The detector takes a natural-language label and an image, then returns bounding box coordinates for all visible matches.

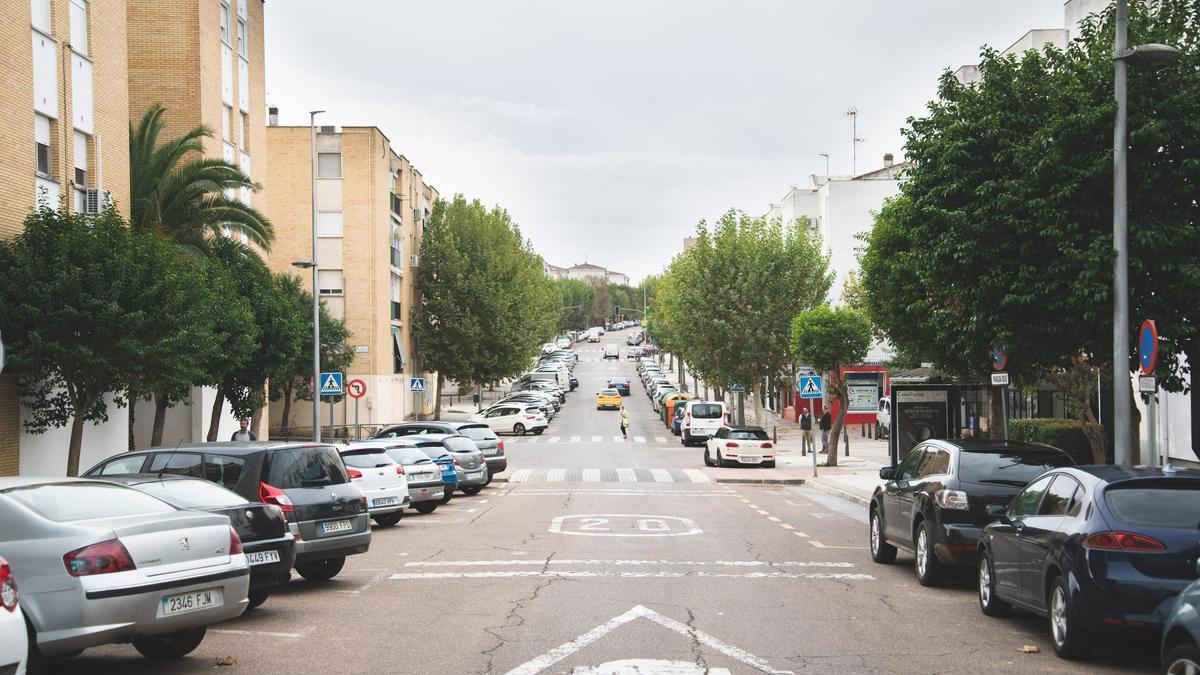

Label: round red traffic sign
[990,347,1008,372]
[1139,320,1158,376]
[346,379,367,399]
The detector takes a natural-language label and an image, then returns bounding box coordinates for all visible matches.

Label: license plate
[739,456,762,463]
[468,471,484,480]
[159,588,222,617]
[372,497,400,507]
[246,550,281,566]
[319,519,353,534]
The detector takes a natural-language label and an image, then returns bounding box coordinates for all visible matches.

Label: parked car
[99,475,296,609]
[877,397,891,439]
[869,440,1074,588]
[1162,568,1200,673]
[596,388,623,410]
[587,333,601,343]
[653,387,679,413]
[366,442,445,514]
[627,346,643,359]
[0,555,27,674]
[448,422,506,483]
[84,442,371,583]
[703,426,775,468]
[404,434,489,496]
[978,465,1200,660]
[0,478,250,663]
[469,404,549,436]
[608,377,631,396]
[402,439,460,503]
[680,401,728,446]
[336,446,411,527]
[604,344,620,359]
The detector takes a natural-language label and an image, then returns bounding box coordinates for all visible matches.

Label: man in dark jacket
[231,419,257,442]
[819,411,832,454]
[799,409,813,456]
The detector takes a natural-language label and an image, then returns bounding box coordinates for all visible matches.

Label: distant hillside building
[606,270,629,286]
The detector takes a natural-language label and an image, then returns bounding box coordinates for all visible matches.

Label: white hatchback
[0,556,27,675]
[469,404,548,436]
[703,426,776,468]
[337,445,411,528]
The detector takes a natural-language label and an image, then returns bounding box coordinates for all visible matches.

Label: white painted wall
[128,385,240,450]
[1135,355,1196,464]
[19,393,128,476]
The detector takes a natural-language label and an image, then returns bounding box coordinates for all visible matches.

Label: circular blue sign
[1139,320,1158,375]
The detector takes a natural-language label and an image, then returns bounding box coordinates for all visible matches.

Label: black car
[978,466,1200,660]
[84,442,370,583]
[869,439,1074,587]
[608,377,631,396]
[99,475,296,609]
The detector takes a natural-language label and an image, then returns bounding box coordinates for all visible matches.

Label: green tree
[790,307,873,467]
[550,278,594,332]
[859,0,1200,457]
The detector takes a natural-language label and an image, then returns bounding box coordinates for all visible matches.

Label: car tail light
[259,482,294,514]
[1084,531,1165,552]
[525,415,537,420]
[63,539,136,577]
[726,442,740,448]
[453,458,462,467]
[0,559,17,613]
[347,468,363,480]
[933,490,969,510]
[761,442,773,449]
[228,526,244,555]
[395,465,406,475]
[498,440,505,451]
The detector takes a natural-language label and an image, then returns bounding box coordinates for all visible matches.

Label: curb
[713,477,806,486]
[803,477,871,507]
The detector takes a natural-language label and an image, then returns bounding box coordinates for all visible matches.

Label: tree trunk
[151,391,170,447]
[753,383,763,426]
[477,382,484,412]
[280,381,294,435]
[703,381,709,401]
[206,388,225,442]
[433,374,445,420]
[127,388,137,451]
[692,375,698,397]
[66,401,89,476]
[251,405,263,439]
[989,386,1006,441]
[827,380,846,468]
[668,353,674,372]
[736,391,745,425]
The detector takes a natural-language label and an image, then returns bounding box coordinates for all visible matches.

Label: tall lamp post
[292,110,325,442]
[1111,0,1178,465]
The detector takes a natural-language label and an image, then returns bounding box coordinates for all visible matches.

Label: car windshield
[418,446,452,459]
[340,450,394,469]
[691,404,723,419]
[610,378,629,384]
[444,437,479,453]
[386,448,435,465]
[729,429,769,440]
[456,425,498,442]
[133,479,247,508]
[600,389,619,396]
[958,449,1074,484]
[267,446,350,488]
[4,482,176,521]
[1104,483,1200,528]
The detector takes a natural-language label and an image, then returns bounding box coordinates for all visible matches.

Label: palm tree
[128,104,274,448]
[129,103,273,255]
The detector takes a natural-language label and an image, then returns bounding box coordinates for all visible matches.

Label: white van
[533,365,570,389]
[680,400,728,446]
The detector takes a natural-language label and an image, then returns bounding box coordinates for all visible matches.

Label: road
[59,332,1158,673]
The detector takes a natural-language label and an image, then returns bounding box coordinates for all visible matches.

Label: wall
[19,393,128,476]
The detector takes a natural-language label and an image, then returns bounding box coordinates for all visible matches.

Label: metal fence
[269,424,393,443]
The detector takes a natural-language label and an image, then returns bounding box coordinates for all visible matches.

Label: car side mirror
[878,466,895,480]
[986,503,1008,521]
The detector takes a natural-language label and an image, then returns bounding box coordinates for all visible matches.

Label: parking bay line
[389,571,874,580]
[809,540,867,550]
[211,629,304,640]
[403,559,855,568]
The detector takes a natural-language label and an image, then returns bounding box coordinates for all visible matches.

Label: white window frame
[317,269,344,296]
[35,114,51,177]
[31,0,51,32]
[317,152,341,178]
[219,1,231,44]
[237,17,247,58]
[69,0,87,56]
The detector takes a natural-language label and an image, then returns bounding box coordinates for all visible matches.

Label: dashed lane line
[591,435,603,442]
[570,435,581,442]
[655,436,668,443]
[809,541,867,550]
[634,436,647,443]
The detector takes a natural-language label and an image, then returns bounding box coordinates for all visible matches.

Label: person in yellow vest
[620,406,630,439]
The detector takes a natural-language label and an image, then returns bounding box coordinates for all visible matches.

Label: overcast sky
[265,1,1068,283]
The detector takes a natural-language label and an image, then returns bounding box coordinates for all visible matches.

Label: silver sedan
[0,478,251,663]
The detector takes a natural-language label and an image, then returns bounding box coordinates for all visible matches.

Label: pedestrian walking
[818,411,832,454]
[620,407,630,439]
[231,418,257,442]
[799,408,814,456]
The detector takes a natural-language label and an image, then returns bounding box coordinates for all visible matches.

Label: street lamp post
[309,110,325,442]
[1111,0,1179,465]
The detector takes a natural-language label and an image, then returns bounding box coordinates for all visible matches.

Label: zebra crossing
[506,435,673,446]
[505,467,712,483]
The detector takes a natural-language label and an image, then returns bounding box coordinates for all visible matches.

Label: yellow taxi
[595,389,623,410]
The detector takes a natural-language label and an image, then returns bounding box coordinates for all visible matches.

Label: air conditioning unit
[412,208,424,222]
[84,189,109,215]
[319,125,337,134]
[410,255,420,267]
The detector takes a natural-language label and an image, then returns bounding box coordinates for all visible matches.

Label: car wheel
[246,587,272,610]
[24,617,47,675]
[914,521,947,587]
[441,489,454,504]
[513,423,526,436]
[462,485,483,495]
[1164,643,1200,675]
[1047,575,1090,659]
[373,512,403,528]
[415,501,438,514]
[703,448,715,467]
[869,507,897,564]
[532,428,544,435]
[681,431,691,447]
[132,627,207,660]
[295,556,346,582]
[762,461,776,469]
[483,471,493,486]
[977,551,1010,616]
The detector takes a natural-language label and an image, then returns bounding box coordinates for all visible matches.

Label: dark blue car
[1163,573,1200,674]
[608,377,631,396]
[977,466,1200,660]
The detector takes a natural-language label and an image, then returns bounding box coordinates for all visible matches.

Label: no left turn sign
[347,379,367,399]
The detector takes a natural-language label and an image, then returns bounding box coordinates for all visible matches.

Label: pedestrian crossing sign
[319,372,344,396]
[798,375,823,399]
[409,377,427,393]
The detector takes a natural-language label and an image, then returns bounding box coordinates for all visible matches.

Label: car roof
[1059,465,1200,483]
[726,425,766,432]
[101,441,330,457]
[925,439,1070,455]
[0,477,101,490]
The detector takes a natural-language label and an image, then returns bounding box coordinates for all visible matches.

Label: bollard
[773,425,777,444]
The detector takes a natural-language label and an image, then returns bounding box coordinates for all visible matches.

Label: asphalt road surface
[58,333,1159,674]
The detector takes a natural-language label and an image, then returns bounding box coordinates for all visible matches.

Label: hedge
[1009,418,1106,465]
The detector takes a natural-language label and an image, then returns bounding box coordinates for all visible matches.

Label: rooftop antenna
[846,108,864,175]
[817,153,830,177]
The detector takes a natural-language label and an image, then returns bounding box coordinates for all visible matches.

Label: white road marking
[613,435,625,442]
[767,516,781,523]
[581,468,601,482]
[547,469,566,482]
[509,469,534,483]
[410,519,466,523]
[505,604,798,675]
[504,490,737,497]
[547,436,561,443]
[591,435,603,442]
[682,469,711,483]
[779,523,794,530]
[393,571,872,581]
[634,436,647,443]
[549,514,702,537]
[403,559,855,568]
[525,437,538,444]
[794,531,810,538]
[655,436,668,444]
[650,469,674,483]
[809,541,867,550]
[570,436,582,442]
[756,509,770,515]
[747,504,759,508]
[211,629,302,639]
[616,468,636,482]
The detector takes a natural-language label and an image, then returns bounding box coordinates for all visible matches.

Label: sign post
[410,377,427,422]
[347,379,366,440]
[320,372,344,440]
[990,347,1009,441]
[1139,319,1168,471]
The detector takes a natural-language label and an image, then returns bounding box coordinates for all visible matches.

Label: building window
[317,269,343,296]
[237,18,247,57]
[391,275,402,320]
[240,112,248,150]
[317,152,341,178]
[69,0,87,56]
[392,328,404,374]
[73,130,88,212]
[32,0,51,32]
[317,211,343,237]
[219,2,231,44]
[35,114,51,177]
[222,104,231,140]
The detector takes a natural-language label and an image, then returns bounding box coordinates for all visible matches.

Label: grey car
[373,443,446,514]
[405,434,489,495]
[448,422,506,483]
[0,478,250,663]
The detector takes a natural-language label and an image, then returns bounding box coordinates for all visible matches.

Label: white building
[566,263,608,282]
[606,270,630,286]
[954,0,1109,85]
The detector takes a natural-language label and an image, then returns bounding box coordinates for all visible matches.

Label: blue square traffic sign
[798,375,823,399]
[319,372,344,396]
